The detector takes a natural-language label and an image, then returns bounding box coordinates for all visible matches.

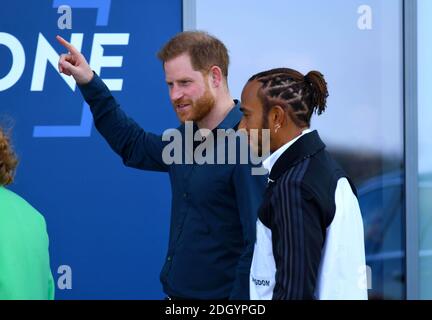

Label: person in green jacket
[0,127,54,300]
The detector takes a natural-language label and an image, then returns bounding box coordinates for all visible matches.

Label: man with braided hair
[239,68,367,300]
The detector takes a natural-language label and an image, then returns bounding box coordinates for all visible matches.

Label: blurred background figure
[0,126,54,300]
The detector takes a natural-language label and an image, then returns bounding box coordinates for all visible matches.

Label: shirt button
[167,256,172,261]
[183,193,188,199]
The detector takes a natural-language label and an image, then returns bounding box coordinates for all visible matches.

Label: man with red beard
[56,31,266,300]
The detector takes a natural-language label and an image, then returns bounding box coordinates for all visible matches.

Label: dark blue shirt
[78,74,266,299]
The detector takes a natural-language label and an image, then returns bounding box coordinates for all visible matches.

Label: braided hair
[248,68,329,127]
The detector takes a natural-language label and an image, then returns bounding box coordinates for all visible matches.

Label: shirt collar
[263,128,313,174]
[216,100,242,130]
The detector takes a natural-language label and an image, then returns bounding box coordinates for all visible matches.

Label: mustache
[173,99,193,106]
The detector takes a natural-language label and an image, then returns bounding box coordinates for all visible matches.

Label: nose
[170,85,184,102]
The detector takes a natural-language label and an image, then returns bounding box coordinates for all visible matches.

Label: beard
[255,115,270,157]
[174,86,215,123]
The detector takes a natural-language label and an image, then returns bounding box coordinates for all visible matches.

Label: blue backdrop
[0,0,182,299]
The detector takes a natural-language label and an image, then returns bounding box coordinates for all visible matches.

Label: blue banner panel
[0,0,182,299]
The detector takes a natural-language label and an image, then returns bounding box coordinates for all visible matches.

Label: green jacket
[0,186,54,300]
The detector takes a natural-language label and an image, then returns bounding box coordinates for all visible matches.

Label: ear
[269,105,286,130]
[208,66,223,88]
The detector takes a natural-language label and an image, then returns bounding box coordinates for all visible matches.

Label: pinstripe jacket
[250,130,367,300]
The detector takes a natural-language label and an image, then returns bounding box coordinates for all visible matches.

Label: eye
[179,80,192,86]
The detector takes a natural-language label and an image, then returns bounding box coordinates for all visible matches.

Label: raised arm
[56,35,169,172]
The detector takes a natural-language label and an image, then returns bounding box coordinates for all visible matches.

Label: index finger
[56,35,79,54]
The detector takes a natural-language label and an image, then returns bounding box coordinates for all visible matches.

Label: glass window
[196,0,405,299]
[418,0,432,300]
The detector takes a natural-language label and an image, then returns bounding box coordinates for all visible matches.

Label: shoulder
[0,187,46,228]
